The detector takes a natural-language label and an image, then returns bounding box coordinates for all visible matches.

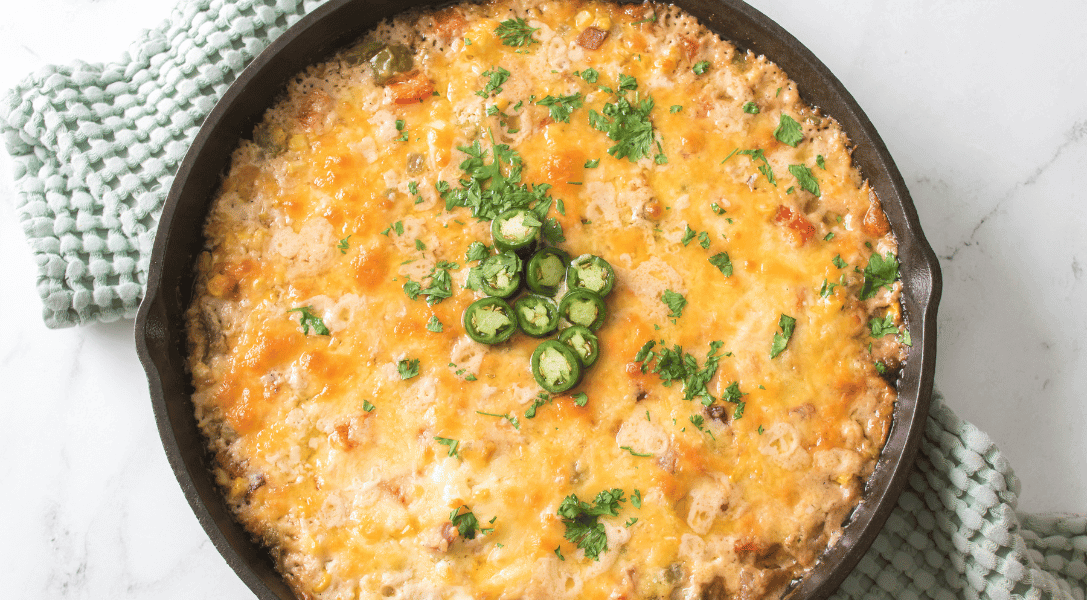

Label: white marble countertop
[1,0,1084,597]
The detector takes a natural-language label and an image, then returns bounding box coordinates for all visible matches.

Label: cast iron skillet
[135,1,942,598]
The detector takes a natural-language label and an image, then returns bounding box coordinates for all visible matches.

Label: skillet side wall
[135,1,941,598]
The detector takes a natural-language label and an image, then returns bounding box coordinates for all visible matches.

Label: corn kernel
[289,134,308,152]
[313,570,332,593]
[575,10,593,29]
[836,474,852,486]
[592,15,612,30]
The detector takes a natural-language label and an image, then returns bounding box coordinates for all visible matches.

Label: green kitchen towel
[1,1,1084,598]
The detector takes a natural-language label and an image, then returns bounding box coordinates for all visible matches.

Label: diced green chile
[370,44,413,85]
[477,252,523,298]
[567,254,615,296]
[558,289,607,331]
[531,340,583,393]
[491,208,541,254]
[343,40,385,66]
[526,247,569,295]
[463,297,517,344]
[557,326,600,367]
[514,295,559,337]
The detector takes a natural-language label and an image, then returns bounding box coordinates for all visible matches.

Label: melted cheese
[186,2,906,599]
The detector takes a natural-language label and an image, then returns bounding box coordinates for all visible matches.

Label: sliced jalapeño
[514,295,560,338]
[566,254,615,296]
[558,289,607,331]
[476,251,523,298]
[557,325,599,368]
[491,208,541,255]
[525,247,569,296]
[463,297,517,344]
[531,340,583,393]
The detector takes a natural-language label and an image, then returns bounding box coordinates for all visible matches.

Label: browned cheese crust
[185,1,908,599]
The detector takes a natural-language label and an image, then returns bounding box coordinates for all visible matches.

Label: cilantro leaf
[708,252,733,276]
[859,252,900,300]
[584,158,600,168]
[832,254,847,269]
[449,505,484,539]
[439,137,554,221]
[476,66,511,97]
[426,316,443,333]
[661,290,687,319]
[736,149,777,186]
[681,224,696,246]
[692,60,710,75]
[558,489,626,560]
[465,241,489,262]
[698,231,711,249]
[868,313,899,338]
[435,436,461,458]
[476,410,520,430]
[536,93,584,123]
[816,154,826,169]
[573,392,588,407]
[670,104,682,114]
[788,164,820,196]
[770,313,796,358]
[578,68,599,83]
[495,17,539,47]
[337,236,350,254]
[774,114,803,147]
[588,88,658,162]
[362,400,375,412]
[398,358,421,379]
[742,101,759,114]
[288,306,330,336]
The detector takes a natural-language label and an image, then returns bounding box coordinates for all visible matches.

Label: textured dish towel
[2,1,1084,598]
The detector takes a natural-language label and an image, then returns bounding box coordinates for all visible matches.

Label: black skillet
[135,1,942,597]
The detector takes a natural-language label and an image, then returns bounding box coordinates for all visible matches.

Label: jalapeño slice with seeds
[478,251,523,298]
[463,297,517,344]
[526,247,569,295]
[558,289,607,331]
[491,208,541,254]
[531,340,583,393]
[513,295,560,338]
[567,254,615,296]
[557,325,599,367]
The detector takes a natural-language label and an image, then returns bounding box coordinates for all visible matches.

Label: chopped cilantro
[692,60,710,75]
[465,241,489,262]
[869,313,899,338]
[789,164,820,196]
[363,400,375,412]
[573,392,588,407]
[735,149,777,186]
[625,517,639,527]
[426,315,443,333]
[697,231,711,249]
[875,361,887,374]
[621,445,652,457]
[449,505,484,539]
[495,17,539,46]
[661,290,687,318]
[757,424,765,435]
[393,221,405,235]
[578,68,599,83]
[618,74,638,91]
[476,66,511,97]
[415,239,426,251]
[819,275,846,298]
[670,104,682,114]
[774,114,804,147]
[288,306,329,336]
[770,313,797,358]
[476,410,520,430]
[542,217,565,243]
[584,158,600,168]
[635,340,727,406]
[337,236,350,254]
[824,232,835,241]
[832,254,847,269]
[536,93,584,123]
[588,82,659,162]
[435,436,461,458]
[859,252,900,300]
[555,546,565,560]
[631,489,642,508]
[525,392,552,418]
[681,224,696,246]
[816,154,826,169]
[711,202,725,215]
[439,136,554,221]
[395,119,408,142]
[708,252,733,276]
[558,489,626,560]
[742,101,759,114]
[398,358,421,379]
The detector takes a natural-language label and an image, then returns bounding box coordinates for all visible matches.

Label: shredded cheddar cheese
[185,2,908,598]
